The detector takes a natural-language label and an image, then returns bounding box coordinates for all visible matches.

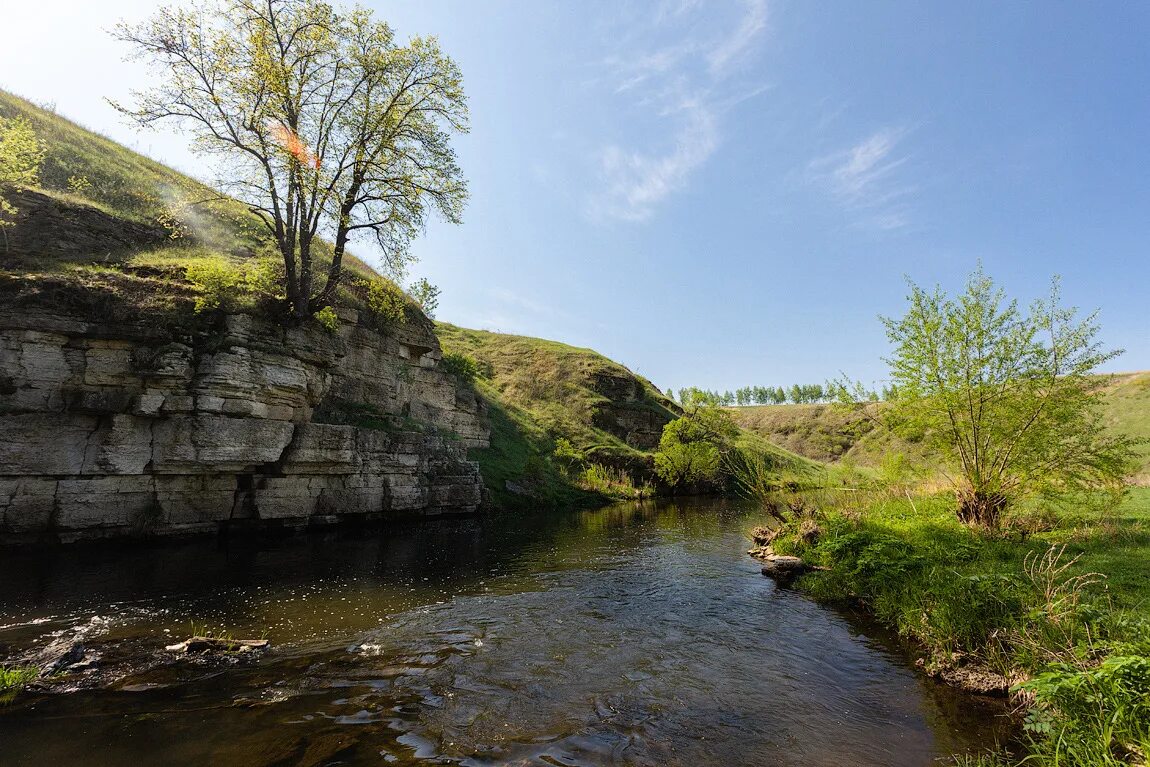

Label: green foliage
[313,305,339,332]
[0,665,38,703]
[243,254,286,301]
[654,406,739,488]
[0,114,46,225]
[881,266,1137,526]
[552,437,585,468]
[65,174,91,196]
[361,277,409,326]
[1021,655,1150,765]
[114,0,469,319]
[579,463,653,500]
[185,258,245,313]
[441,350,481,382]
[408,277,441,318]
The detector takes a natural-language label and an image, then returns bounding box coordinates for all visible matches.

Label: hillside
[436,324,816,507]
[435,324,677,508]
[0,89,378,324]
[730,371,1150,482]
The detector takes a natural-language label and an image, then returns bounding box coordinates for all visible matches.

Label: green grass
[0,666,38,703]
[764,487,1150,765]
[436,323,674,478]
[731,372,1150,482]
[1100,372,1150,485]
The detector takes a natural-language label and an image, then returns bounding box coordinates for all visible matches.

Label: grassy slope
[437,323,817,508]
[731,372,1150,481]
[436,323,672,509]
[0,89,376,293]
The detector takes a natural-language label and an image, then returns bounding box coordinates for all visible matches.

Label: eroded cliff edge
[0,307,489,542]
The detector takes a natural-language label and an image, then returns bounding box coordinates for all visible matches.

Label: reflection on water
[0,498,1008,766]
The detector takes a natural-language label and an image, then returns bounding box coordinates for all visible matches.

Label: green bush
[185,258,244,312]
[313,305,339,332]
[1021,654,1150,765]
[361,277,409,325]
[441,350,481,382]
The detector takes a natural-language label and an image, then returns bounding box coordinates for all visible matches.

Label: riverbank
[756,487,1150,766]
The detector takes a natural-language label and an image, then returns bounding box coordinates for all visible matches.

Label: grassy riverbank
[762,487,1150,766]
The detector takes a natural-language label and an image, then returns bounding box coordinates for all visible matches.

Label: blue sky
[3,1,1148,393]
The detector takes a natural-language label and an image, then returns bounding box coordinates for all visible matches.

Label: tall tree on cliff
[114,0,468,320]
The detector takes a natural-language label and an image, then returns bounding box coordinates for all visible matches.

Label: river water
[0,498,1008,766]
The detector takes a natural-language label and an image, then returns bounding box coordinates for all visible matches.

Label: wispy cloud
[808,126,917,230]
[589,0,770,222]
[708,0,770,75]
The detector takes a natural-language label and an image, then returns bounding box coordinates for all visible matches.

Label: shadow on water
[0,498,1012,766]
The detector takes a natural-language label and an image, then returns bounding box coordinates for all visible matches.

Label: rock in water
[760,555,808,583]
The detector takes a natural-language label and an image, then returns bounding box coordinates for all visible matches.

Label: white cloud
[809,126,917,230]
[708,0,769,75]
[595,99,718,222]
[589,1,770,222]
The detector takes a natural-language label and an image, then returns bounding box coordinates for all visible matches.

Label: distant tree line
[673,383,894,407]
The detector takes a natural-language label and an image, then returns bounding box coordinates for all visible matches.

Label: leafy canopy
[882,266,1136,526]
[113,0,468,319]
[654,405,739,489]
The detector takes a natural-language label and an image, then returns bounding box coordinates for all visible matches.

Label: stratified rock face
[0,308,488,542]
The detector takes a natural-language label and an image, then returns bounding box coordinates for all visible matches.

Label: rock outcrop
[0,307,488,542]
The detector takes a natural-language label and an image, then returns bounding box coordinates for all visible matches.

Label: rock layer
[0,307,488,542]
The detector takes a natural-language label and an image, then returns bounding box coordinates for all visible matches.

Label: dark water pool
[0,498,1010,766]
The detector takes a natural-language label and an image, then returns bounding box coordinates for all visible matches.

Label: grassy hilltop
[730,371,1150,483]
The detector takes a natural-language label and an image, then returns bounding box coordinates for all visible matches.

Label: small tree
[0,115,46,228]
[408,277,440,318]
[654,405,738,489]
[114,0,468,320]
[882,266,1135,527]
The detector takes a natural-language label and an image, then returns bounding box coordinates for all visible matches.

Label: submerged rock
[21,616,108,675]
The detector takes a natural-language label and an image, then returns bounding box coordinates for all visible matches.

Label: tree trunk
[956,488,1007,528]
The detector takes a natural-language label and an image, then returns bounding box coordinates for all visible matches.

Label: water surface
[0,498,1008,766]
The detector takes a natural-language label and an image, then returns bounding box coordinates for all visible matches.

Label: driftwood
[165,636,270,655]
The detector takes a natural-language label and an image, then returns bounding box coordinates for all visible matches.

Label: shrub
[185,258,244,312]
[552,437,585,471]
[0,115,46,225]
[313,305,339,332]
[408,277,441,318]
[243,254,285,302]
[361,277,408,325]
[441,350,481,382]
[66,174,92,196]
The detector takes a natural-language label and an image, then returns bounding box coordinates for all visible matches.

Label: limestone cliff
[0,307,488,542]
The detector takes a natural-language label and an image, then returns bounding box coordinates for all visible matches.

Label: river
[0,497,1009,766]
